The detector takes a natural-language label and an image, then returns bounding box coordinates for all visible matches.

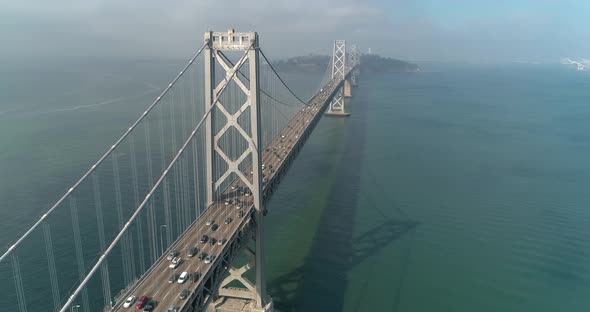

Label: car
[179,289,190,300]
[217,238,227,246]
[167,304,179,312]
[204,255,216,264]
[198,252,207,261]
[123,295,136,308]
[238,211,245,218]
[209,237,217,245]
[166,251,178,261]
[178,271,189,284]
[169,257,181,269]
[142,301,155,312]
[224,200,230,205]
[211,224,219,231]
[168,274,179,284]
[206,220,214,225]
[236,205,242,210]
[224,218,232,225]
[187,246,198,258]
[200,235,208,243]
[135,295,148,309]
[192,271,201,282]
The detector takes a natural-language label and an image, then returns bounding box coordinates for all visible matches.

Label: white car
[178,271,189,284]
[123,295,136,308]
[169,257,181,269]
[206,220,214,226]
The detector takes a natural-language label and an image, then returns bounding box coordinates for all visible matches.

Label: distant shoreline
[275,54,419,73]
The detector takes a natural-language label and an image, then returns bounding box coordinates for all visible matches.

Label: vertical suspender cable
[183,79,192,228]
[170,90,182,237]
[70,197,90,312]
[92,173,112,308]
[129,136,146,273]
[144,118,158,263]
[112,153,131,285]
[179,79,188,229]
[43,223,61,311]
[159,102,173,246]
[190,66,201,219]
[163,177,172,249]
[11,253,27,312]
[179,158,186,235]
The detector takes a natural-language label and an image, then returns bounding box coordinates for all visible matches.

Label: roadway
[112,77,342,312]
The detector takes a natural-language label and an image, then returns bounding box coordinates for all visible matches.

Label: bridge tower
[350,44,360,87]
[204,28,273,311]
[326,40,351,116]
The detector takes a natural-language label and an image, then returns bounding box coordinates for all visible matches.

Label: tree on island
[275,54,418,73]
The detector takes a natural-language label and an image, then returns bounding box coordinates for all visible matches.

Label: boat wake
[561,58,590,71]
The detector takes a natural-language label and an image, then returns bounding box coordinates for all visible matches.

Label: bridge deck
[111,77,343,312]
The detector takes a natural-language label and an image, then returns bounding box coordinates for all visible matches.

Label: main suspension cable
[259,49,309,105]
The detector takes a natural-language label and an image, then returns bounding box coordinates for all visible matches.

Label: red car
[135,295,148,309]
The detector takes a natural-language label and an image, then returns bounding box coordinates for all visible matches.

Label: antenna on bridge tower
[326,40,352,116]
[204,28,273,311]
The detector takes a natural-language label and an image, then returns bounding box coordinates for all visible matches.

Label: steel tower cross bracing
[203,28,271,311]
[326,40,351,116]
[350,44,360,86]
[331,40,346,80]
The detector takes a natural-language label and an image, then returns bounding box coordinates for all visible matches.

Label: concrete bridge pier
[208,246,274,312]
[343,78,352,98]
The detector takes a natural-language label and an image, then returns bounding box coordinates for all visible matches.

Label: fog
[1,0,589,62]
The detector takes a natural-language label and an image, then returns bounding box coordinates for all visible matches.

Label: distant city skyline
[1,0,588,62]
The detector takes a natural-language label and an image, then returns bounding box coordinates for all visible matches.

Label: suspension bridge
[0,29,361,312]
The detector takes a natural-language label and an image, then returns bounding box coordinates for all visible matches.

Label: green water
[2,61,590,311]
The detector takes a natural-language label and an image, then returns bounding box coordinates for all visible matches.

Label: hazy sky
[1,0,589,62]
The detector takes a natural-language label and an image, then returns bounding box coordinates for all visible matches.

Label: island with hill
[275,54,419,73]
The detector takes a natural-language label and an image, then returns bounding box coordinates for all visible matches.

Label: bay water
[1,60,590,311]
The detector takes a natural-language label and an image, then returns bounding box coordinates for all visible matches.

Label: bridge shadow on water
[269,219,418,312]
[268,85,419,312]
